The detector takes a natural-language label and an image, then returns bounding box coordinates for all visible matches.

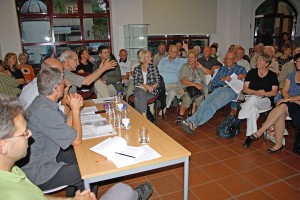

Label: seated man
[181,51,247,133]
[157,45,186,112]
[20,66,88,196]
[0,95,153,200]
[60,50,117,95]
[236,46,250,71]
[19,58,69,111]
[198,46,222,74]
[153,43,168,66]
[93,46,123,97]
[263,46,280,74]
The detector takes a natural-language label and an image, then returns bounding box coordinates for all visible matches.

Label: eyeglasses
[9,127,31,139]
[69,57,79,62]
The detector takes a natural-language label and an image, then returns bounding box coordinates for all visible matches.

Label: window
[16,0,111,68]
[254,0,297,47]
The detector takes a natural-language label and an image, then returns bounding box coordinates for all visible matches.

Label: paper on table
[92,97,114,104]
[81,114,103,123]
[82,119,116,140]
[81,106,97,115]
[90,136,161,168]
[225,73,244,94]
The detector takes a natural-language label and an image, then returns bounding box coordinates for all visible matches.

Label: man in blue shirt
[181,51,247,133]
[157,45,186,112]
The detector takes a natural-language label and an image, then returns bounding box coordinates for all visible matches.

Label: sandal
[181,120,196,134]
[175,115,183,125]
[267,145,284,154]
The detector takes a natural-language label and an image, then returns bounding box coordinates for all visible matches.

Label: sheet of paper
[92,97,114,104]
[225,73,244,94]
[81,125,116,140]
[81,114,103,123]
[212,68,219,80]
[81,106,97,115]
[90,136,162,168]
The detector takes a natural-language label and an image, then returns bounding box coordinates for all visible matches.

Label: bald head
[41,57,64,72]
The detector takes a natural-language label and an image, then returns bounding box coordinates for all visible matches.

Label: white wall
[0,0,22,59]
[110,0,143,55]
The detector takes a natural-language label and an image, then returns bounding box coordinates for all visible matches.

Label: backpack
[217,115,241,139]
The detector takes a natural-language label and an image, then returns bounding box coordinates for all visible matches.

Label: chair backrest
[157,75,166,109]
[43,185,68,194]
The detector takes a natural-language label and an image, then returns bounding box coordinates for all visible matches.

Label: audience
[157,45,186,114]
[133,49,160,117]
[19,58,69,111]
[93,46,122,97]
[198,46,222,75]
[281,32,293,49]
[75,49,94,73]
[175,50,208,125]
[18,53,35,82]
[193,45,202,58]
[153,43,168,66]
[3,52,27,86]
[118,49,132,86]
[210,44,223,63]
[238,54,279,148]
[0,94,153,200]
[277,45,292,70]
[235,46,250,71]
[263,46,280,74]
[250,43,264,68]
[60,50,117,95]
[0,59,21,96]
[243,54,300,153]
[181,51,247,133]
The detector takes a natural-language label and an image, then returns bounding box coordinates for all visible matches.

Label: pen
[95,110,105,114]
[115,152,136,158]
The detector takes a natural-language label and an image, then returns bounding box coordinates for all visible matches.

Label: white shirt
[118,59,132,76]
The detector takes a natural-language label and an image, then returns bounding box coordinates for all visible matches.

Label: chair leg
[154,102,157,124]
[162,107,165,119]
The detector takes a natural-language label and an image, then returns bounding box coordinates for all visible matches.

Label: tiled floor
[54,107,300,199]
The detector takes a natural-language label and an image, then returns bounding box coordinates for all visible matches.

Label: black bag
[184,86,203,102]
[217,116,241,139]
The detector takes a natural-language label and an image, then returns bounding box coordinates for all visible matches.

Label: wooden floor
[53,106,300,199]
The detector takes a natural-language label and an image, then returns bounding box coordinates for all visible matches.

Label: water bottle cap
[117,92,122,95]
[123,104,127,109]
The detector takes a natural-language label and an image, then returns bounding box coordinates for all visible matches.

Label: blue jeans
[186,87,237,127]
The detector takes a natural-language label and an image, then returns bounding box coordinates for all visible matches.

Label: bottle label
[116,103,123,111]
[122,118,130,129]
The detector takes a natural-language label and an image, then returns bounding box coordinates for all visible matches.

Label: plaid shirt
[134,64,160,95]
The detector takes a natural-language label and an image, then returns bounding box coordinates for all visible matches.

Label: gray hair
[0,95,23,139]
[37,67,63,96]
[59,50,75,63]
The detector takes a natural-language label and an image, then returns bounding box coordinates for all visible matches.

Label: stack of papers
[90,136,161,168]
[80,106,116,140]
[225,73,244,94]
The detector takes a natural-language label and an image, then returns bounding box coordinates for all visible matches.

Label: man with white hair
[263,46,280,74]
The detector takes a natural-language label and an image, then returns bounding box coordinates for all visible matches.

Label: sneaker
[175,115,183,125]
[181,120,196,134]
[134,182,153,200]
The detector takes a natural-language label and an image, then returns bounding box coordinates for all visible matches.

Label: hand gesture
[237,74,245,80]
[256,89,265,97]
[101,60,117,71]
[67,93,83,110]
[276,98,289,106]
[221,76,231,82]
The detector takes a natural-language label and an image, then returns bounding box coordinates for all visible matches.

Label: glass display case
[124,24,149,62]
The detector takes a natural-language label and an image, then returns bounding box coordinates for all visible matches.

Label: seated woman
[133,49,160,117]
[277,45,292,70]
[175,50,208,125]
[0,59,21,96]
[3,52,27,87]
[239,54,279,148]
[18,53,35,82]
[75,48,94,73]
[244,53,300,153]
